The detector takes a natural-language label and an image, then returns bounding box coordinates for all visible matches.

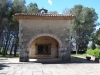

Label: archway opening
[29,36,59,59]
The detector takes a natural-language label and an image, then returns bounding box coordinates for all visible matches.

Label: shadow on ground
[0,58,10,70]
[0,64,9,70]
[29,56,97,64]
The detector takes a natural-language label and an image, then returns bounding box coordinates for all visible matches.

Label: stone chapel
[14,8,75,62]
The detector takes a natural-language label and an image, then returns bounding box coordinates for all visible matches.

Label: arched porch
[28,34,62,59]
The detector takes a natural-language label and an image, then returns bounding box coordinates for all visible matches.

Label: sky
[25,0,100,29]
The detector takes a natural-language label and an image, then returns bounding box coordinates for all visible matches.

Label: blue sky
[26,0,100,28]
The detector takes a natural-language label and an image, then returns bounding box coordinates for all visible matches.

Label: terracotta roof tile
[15,13,74,17]
[14,13,75,21]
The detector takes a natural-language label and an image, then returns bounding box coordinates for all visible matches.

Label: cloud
[48,0,52,5]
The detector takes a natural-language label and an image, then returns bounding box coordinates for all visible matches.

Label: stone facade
[15,12,75,62]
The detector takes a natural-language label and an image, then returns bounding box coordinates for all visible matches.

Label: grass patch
[71,53,87,58]
[71,49,100,58]
[87,49,100,51]
[0,54,19,58]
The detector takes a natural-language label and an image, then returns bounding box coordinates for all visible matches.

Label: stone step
[36,55,51,59]
[36,57,51,59]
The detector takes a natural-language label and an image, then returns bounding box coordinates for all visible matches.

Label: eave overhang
[14,13,75,22]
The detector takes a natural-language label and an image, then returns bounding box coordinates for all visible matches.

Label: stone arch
[27,33,62,51]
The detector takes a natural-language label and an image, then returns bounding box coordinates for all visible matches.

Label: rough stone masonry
[14,8,75,62]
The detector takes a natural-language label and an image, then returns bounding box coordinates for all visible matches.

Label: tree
[0,0,27,56]
[9,0,27,56]
[0,0,12,56]
[11,0,26,13]
[0,0,40,57]
[96,28,100,45]
[27,2,38,13]
[62,8,70,14]
[91,41,96,50]
[70,5,98,53]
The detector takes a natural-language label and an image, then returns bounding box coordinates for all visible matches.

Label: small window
[38,45,49,54]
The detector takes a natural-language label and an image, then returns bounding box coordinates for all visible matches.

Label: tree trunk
[10,44,13,55]
[76,38,80,54]
[6,38,11,52]
[10,39,14,55]
[3,32,10,56]
[14,31,19,57]
[3,38,9,56]
[14,45,17,57]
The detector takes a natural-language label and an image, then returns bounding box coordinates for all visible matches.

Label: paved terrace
[0,57,100,75]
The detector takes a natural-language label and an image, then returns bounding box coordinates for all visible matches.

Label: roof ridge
[15,13,74,16]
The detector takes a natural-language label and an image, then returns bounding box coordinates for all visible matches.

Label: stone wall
[19,19,71,62]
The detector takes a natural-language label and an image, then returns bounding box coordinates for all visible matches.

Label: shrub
[94,50,100,58]
[86,49,100,58]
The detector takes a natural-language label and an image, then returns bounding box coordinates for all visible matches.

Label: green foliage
[86,49,100,58]
[27,2,38,13]
[91,42,96,50]
[0,47,3,54]
[86,49,94,55]
[70,5,98,51]
[12,0,26,13]
[97,45,100,49]
[0,0,40,56]
[95,28,100,45]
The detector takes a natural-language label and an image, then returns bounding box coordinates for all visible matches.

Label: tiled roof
[15,13,74,17]
[14,13,75,21]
